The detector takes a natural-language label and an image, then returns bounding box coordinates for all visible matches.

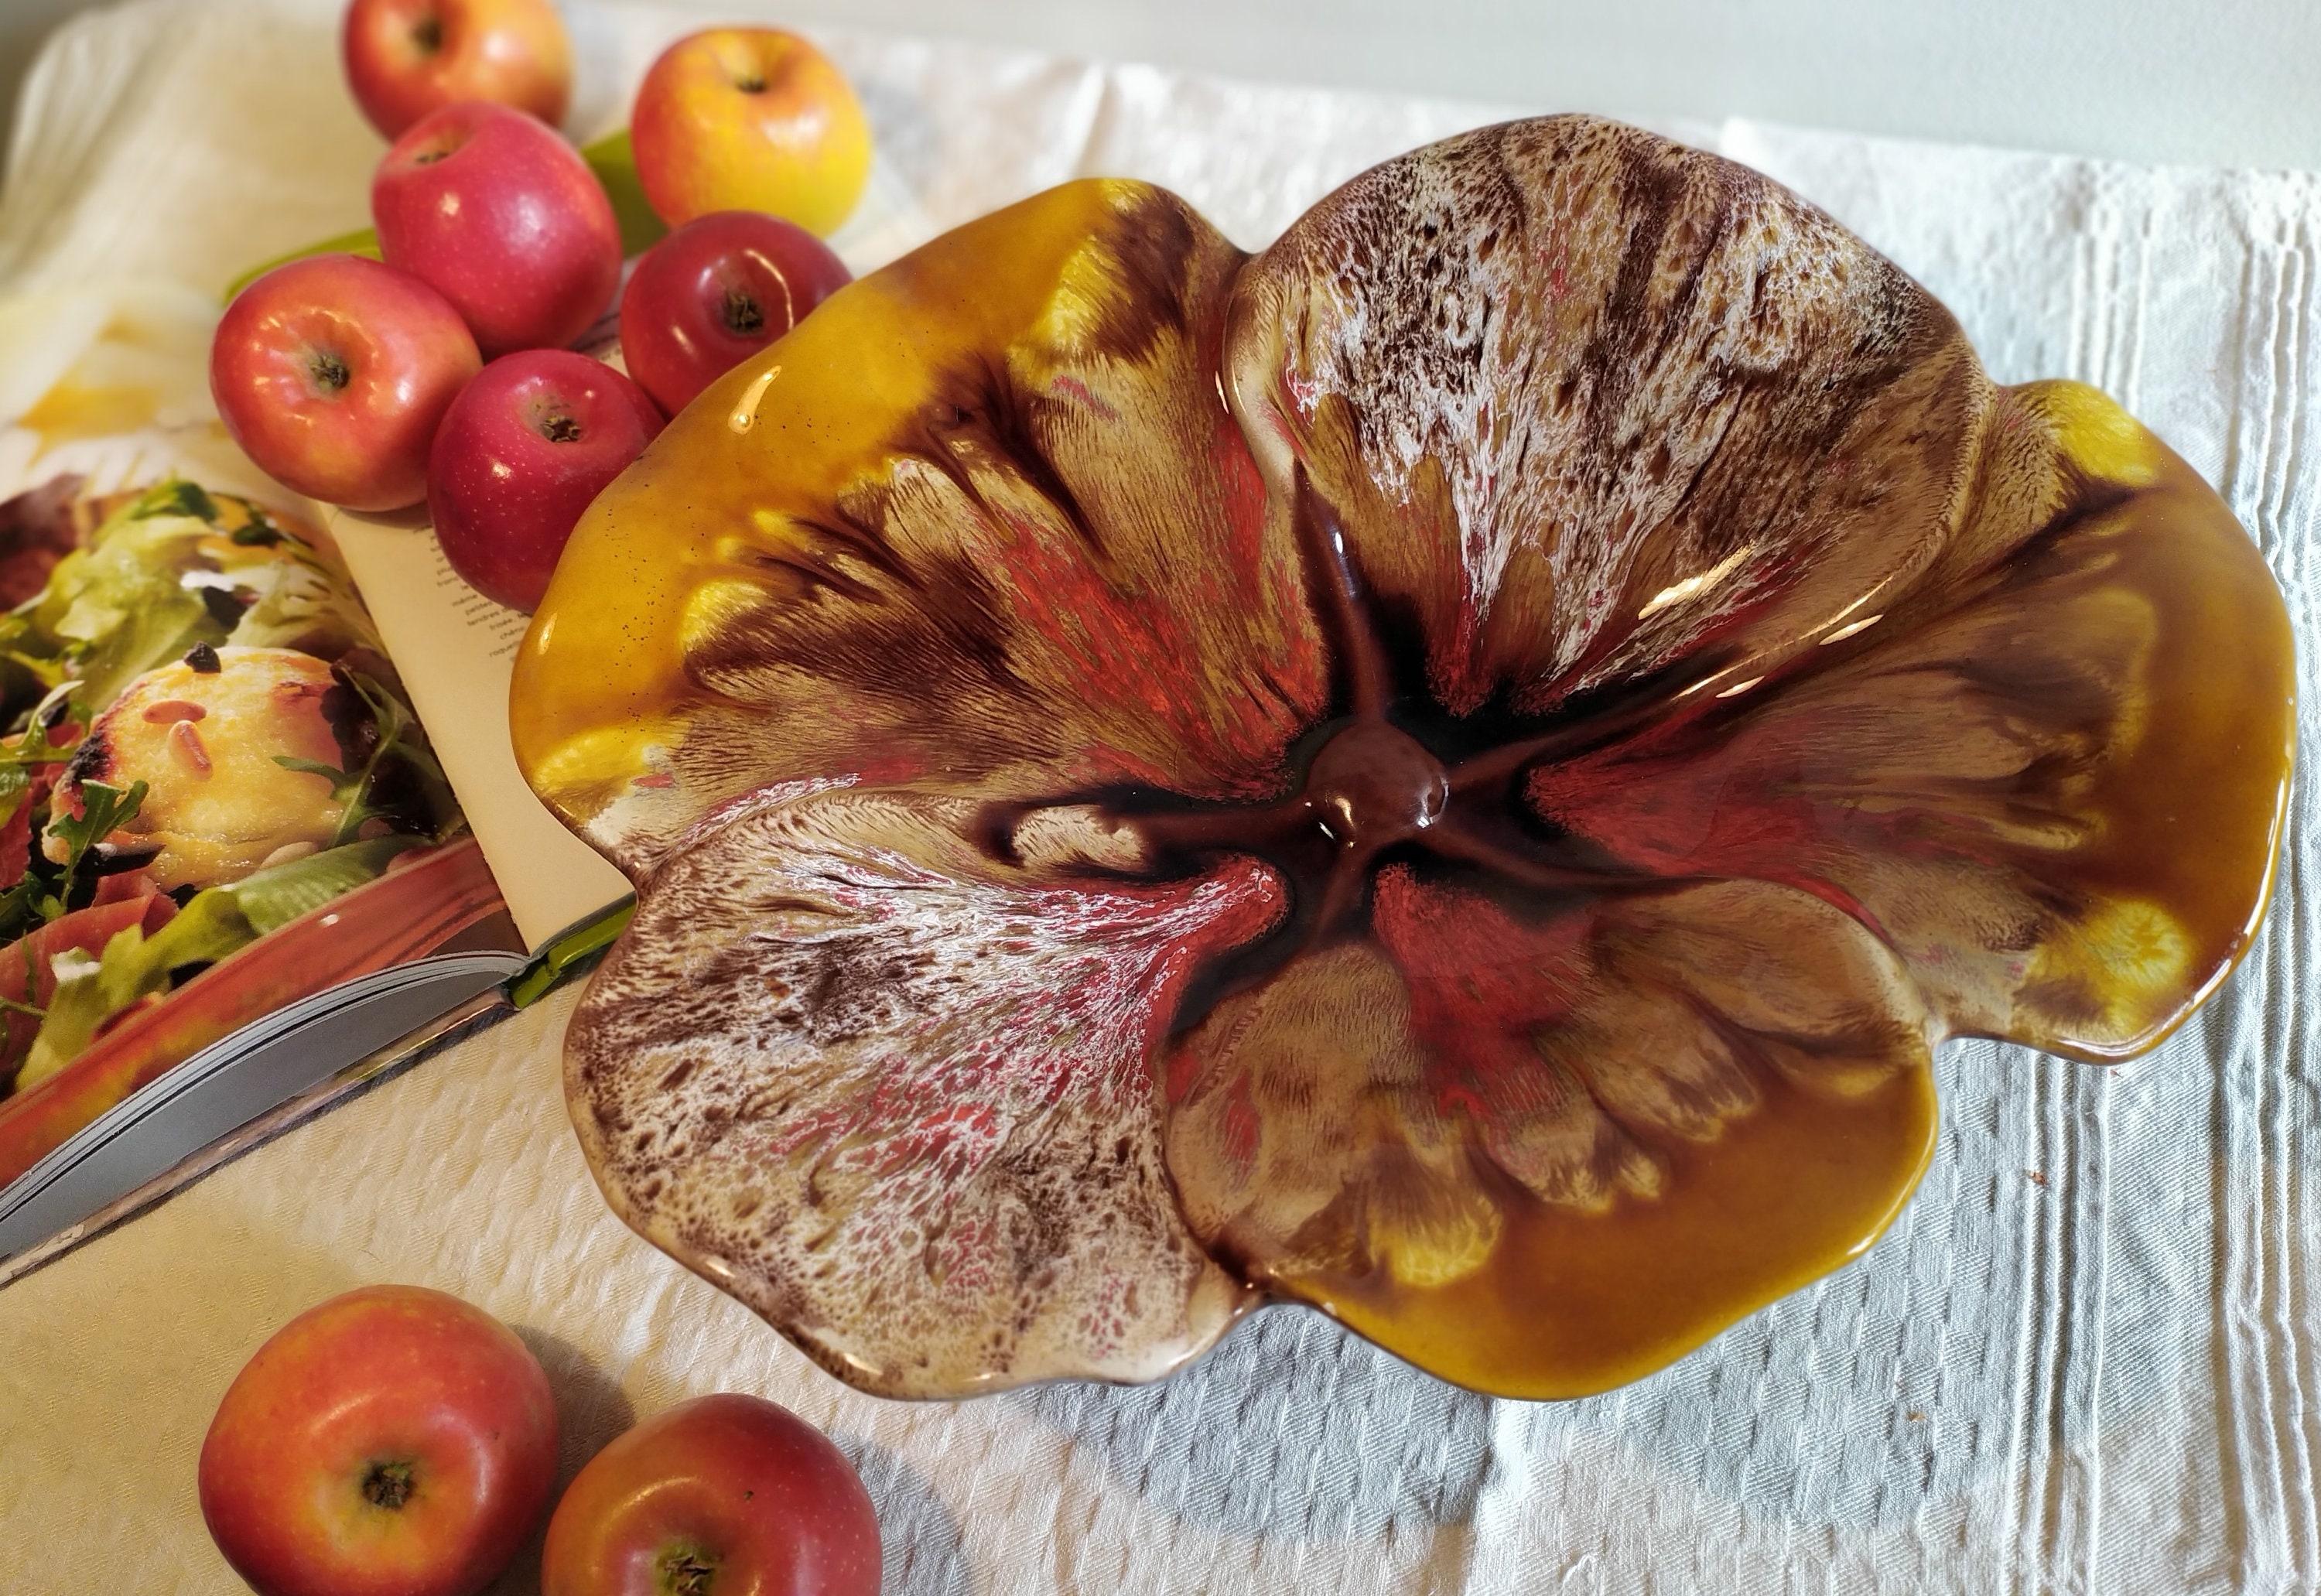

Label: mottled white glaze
[569,790,1277,1394]
[1226,117,1987,717]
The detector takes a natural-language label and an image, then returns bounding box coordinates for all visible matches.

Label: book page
[327,511,630,948]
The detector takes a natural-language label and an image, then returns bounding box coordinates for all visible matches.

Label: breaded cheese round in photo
[47,646,350,890]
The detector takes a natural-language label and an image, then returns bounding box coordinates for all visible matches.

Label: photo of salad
[0,473,505,1181]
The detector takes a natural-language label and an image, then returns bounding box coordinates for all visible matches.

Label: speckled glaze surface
[510,117,2294,1401]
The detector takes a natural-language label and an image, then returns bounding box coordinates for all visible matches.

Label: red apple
[617,210,851,416]
[539,1393,880,1596]
[374,101,622,358]
[429,349,661,611]
[197,1284,558,1596]
[342,0,573,140]
[211,254,480,511]
[630,29,873,237]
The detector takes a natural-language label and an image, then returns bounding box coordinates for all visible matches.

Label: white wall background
[6,0,2321,174]
[766,0,2321,169]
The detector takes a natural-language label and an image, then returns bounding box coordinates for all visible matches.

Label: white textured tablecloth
[2,2,2319,1591]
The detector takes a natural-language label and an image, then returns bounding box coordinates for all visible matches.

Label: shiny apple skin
[617,210,852,417]
[210,254,481,512]
[197,1284,558,1596]
[429,349,662,612]
[374,101,623,358]
[342,0,573,140]
[540,1393,880,1596]
[629,29,872,237]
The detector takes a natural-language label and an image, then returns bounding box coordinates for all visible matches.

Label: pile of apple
[212,0,860,611]
[200,1284,880,1596]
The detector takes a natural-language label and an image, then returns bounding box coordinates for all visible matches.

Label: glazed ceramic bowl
[510,116,2293,1401]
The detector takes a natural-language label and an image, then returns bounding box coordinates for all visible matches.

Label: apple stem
[361,1460,415,1511]
[411,15,443,55]
[661,1547,720,1596]
[734,75,767,94]
[721,288,766,337]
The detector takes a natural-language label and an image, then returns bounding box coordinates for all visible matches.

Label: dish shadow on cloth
[830,1430,973,1596]
[481,1328,638,1595]
[1009,1301,1496,1543]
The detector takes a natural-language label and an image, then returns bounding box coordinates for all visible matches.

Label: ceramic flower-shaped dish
[511,117,2293,1401]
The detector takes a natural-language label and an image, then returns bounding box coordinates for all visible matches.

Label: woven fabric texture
[1,3,2316,1591]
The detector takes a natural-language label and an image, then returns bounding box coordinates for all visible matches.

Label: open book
[0,284,631,1196]
[0,138,934,1246]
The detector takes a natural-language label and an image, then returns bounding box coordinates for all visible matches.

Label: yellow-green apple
[617,209,851,415]
[210,254,480,511]
[539,1393,880,1596]
[374,101,622,358]
[428,349,662,610]
[197,1284,557,1596]
[629,29,872,237]
[342,0,573,139]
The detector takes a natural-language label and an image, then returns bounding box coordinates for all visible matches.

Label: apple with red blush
[540,1393,880,1596]
[618,210,851,416]
[630,29,872,237]
[342,0,572,140]
[197,1284,557,1596]
[429,350,661,611]
[210,253,480,511]
[374,101,622,358]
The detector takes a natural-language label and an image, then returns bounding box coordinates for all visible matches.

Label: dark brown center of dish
[1304,717,1446,846]
[990,469,1680,979]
